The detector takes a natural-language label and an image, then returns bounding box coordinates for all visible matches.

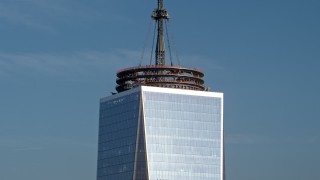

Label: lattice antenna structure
[152,0,169,66]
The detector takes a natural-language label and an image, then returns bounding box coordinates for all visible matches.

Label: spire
[152,0,169,66]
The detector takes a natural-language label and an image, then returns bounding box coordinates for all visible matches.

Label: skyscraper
[97,1,224,180]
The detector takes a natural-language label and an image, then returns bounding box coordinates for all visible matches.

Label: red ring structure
[116,65,206,93]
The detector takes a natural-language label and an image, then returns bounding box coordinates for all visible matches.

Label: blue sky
[0,0,319,179]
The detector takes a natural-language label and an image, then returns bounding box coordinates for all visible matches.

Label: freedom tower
[97,1,224,180]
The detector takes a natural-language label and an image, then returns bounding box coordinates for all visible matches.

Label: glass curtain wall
[97,92,140,180]
[142,91,223,180]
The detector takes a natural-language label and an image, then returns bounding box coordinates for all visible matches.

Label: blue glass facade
[97,87,224,180]
[97,92,141,180]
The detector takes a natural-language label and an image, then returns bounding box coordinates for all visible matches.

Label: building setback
[97,1,224,180]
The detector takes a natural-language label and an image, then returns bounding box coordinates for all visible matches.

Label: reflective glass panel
[142,91,223,180]
[97,92,140,180]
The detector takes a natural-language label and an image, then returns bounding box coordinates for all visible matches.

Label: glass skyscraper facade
[97,86,224,180]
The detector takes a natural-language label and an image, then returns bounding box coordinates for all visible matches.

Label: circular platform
[116,65,206,93]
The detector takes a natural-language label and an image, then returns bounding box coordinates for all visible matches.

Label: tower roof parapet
[116,65,206,93]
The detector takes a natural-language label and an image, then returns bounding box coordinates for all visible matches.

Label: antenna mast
[152,0,169,66]
[115,0,206,93]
